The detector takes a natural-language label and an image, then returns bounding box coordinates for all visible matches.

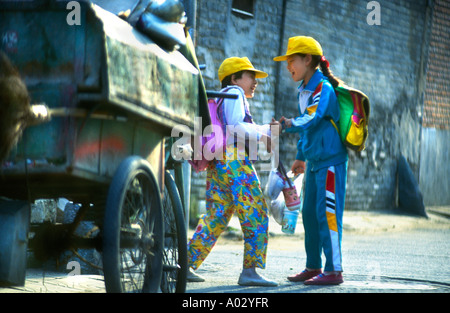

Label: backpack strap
[329,119,339,134]
[216,87,233,126]
[314,79,340,135]
[217,86,250,125]
[217,86,254,157]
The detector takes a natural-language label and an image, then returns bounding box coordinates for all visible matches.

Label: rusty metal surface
[97,4,199,129]
[0,1,198,202]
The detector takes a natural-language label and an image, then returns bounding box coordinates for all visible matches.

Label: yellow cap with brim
[273,36,323,61]
[218,57,268,82]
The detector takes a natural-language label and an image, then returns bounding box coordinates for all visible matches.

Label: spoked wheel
[161,170,188,293]
[103,156,164,293]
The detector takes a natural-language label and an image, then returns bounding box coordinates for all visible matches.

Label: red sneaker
[304,273,344,285]
[287,269,322,282]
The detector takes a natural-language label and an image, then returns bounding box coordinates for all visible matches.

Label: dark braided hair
[297,53,344,88]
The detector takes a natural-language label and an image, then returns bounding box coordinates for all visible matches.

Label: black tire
[103,156,163,293]
[161,170,188,293]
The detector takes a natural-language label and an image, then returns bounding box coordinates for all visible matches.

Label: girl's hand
[269,118,282,135]
[291,160,306,175]
[270,117,281,127]
[279,116,292,129]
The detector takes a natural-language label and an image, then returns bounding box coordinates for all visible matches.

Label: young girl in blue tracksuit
[272,36,348,285]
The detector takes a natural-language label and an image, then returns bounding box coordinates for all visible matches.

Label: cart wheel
[103,156,163,293]
[161,170,188,293]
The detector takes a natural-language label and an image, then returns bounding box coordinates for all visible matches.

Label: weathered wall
[419,0,450,206]
[277,0,430,210]
[419,128,450,205]
[189,0,449,215]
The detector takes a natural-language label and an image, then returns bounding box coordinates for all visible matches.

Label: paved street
[187,228,450,293]
[186,208,450,293]
[1,208,449,294]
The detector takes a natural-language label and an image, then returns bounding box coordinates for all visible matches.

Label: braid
[312,55,343,88]
[296,53,344,88]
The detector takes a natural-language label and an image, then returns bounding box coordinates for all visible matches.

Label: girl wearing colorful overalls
[187,57,277,287]
[272,36,348,285]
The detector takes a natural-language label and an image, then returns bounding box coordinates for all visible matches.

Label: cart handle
[206,91,239,99]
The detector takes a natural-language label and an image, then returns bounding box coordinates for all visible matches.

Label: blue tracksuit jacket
[285,69,348,170]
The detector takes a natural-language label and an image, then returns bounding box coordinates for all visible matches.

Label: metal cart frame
[0,1,197,292]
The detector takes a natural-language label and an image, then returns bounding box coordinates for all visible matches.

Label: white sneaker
[187,269,205,282]
[237,273,278,287]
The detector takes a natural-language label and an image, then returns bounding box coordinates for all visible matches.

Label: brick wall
[189,0,449,214]
[423,0,450,129]
[419,0,450,206]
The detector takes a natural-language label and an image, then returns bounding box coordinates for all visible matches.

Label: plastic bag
[269,172,305,226]
[264,168,286,200]
[269,193,286,225]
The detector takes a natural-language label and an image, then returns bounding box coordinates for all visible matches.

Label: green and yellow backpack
[318,81,370,152]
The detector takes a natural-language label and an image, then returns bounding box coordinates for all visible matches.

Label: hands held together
[270,116,292,130]
[269,117,305,174]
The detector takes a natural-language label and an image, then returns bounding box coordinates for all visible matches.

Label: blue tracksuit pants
[302,162,347,272]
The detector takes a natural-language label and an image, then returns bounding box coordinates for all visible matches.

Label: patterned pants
[187,147,269,270]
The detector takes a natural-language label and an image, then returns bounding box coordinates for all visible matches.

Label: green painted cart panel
[0,1,198,202]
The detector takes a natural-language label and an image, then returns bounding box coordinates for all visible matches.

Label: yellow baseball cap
[218,57,268,82]
[273,36,323,61]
